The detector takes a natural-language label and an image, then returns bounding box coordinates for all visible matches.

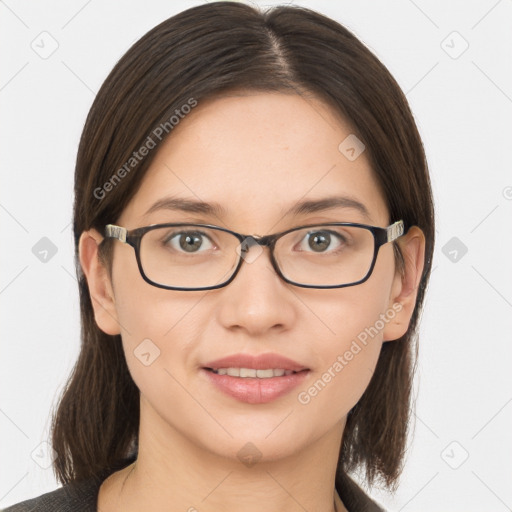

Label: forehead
[118,92,389,229]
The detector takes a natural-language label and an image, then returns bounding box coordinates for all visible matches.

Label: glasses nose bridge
[238,232,277,255]
[234,232,282,286]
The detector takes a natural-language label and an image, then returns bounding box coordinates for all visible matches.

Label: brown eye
[163,230,214,253]
[297,230,347,253]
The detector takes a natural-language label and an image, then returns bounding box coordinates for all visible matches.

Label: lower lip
[202,369,310,404]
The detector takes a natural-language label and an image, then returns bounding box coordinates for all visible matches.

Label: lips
[203,353,309,372]
[201,352,310,404]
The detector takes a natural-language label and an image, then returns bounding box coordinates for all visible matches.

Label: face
[84,92,411,464]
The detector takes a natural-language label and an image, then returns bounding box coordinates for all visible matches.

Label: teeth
[240,368,256,378]
[257,369,279,378]
[211,368,296,378]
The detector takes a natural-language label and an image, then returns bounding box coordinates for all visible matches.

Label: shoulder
[1,478,100,512]
[1,454,137,512]
[337,471,387,512]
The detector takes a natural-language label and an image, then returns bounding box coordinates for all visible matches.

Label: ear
[78,229,121,336]
[382,226,426,342]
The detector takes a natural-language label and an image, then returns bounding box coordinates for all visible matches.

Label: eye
[297,229,348,253]
[163,230,215,253]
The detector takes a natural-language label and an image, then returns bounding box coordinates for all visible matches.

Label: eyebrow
[143,195,372,222]
[144,196,228,218]
[286,196,371,221]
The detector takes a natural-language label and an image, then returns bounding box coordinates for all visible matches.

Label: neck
[99,397,348,512]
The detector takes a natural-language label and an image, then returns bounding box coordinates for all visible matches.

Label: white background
[1,1,511,510]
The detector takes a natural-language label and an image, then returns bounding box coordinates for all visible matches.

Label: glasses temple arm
[105,224,127,243]
[386,220,405,242]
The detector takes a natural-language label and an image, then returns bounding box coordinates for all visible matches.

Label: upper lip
[203,353,309,372]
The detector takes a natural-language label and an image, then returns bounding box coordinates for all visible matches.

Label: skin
[79,92,425,512]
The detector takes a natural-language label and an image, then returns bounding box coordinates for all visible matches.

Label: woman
[3,2,434,511]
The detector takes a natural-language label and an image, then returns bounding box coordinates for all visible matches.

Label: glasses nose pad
[235,236,264,264]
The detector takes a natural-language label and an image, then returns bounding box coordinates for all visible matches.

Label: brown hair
[52,1,435,494]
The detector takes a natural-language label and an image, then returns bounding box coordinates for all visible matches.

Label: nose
[216,240,297,336]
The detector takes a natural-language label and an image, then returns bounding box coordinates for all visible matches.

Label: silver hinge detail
[105,224,127,243]
[387,220,404,242]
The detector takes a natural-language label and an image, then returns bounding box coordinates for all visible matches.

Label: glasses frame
[104,220,405,291]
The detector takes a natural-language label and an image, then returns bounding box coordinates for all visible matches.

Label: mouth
[201,353,310,404]
[202,352,309,374]
[203,367,305,378]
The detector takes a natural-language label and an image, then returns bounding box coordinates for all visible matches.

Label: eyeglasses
[104,220,405,291]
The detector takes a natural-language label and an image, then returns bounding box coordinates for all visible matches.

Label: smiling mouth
[202,364,310,404]
[204,367,307,378]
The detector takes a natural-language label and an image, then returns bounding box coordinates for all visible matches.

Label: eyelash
[161,229,349,255]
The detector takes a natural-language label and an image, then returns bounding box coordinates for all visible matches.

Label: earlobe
[78,229,122,336]
[382,226,426,342]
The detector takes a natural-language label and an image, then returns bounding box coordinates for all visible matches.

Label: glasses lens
[274,225,375,287]
[140,226,240,289]
[139,224,375,289]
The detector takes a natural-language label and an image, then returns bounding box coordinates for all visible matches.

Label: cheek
[111,247,198,351]
[298,251,396,413]
[297,345,380,421]
[111,272,203,391]
[299,295,386,413]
